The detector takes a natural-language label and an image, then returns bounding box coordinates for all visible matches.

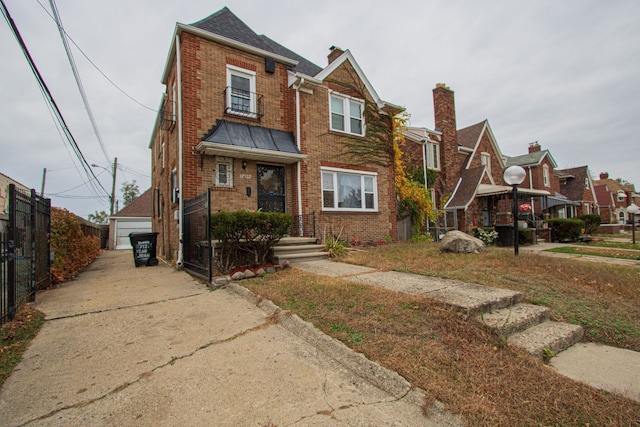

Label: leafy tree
[121,180,139,206]
[87,210,109,225]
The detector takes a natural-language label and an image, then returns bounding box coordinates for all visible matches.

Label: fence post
[29,190,36,302]
[7,184,16,321]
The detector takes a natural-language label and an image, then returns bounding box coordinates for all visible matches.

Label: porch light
[627,203,639,245]
[503,165,526,256]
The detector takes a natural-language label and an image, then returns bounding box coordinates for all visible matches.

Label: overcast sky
[1,0,639,218]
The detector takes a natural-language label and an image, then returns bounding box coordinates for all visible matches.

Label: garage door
[115,220,152,250]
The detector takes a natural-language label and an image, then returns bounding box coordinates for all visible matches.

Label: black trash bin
[495,224,514,247]
[129,232,159,267]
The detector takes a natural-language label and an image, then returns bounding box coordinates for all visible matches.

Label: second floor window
[425,141,439,170]
[481,152,491,175]
[543,164,550,187]
[227,65,256,117]
[330,93,364,136]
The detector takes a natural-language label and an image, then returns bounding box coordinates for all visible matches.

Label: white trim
[321,167,378,212]
[464,121,506,170]
[321,166,377,176]
[196,142,306,164]
[329,91,364,136]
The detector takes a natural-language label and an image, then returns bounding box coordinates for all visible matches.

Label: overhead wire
[0,0,111,201]
[48,0,110,165]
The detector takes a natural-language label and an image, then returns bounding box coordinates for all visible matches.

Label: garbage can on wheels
[128,232,159,267]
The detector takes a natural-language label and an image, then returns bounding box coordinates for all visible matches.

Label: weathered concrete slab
[476,303,551,336]
[508,321,584,359]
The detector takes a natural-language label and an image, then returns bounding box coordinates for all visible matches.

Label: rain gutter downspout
[295,78,304,235]
[528,166,535,219]
[176,33,184,266]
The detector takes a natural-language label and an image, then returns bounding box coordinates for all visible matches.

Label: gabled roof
[314,49,403,115]
[505,149,558,169]
[112,188,152,218]
[444,166,487,210]
[458,120,506,170]
[556,166,595,202]
[162,7,321,83]
[594,184,614,207]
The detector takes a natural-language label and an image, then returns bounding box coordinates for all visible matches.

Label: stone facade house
[149,7,401,263]
[405,84,548,232]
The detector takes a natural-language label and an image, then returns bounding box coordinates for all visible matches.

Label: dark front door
[257,164,285,212]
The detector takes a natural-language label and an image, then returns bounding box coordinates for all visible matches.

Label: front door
[257,164,285,212]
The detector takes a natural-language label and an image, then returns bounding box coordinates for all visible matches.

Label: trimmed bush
[518,228,534,245]
[545,218,585,242]
[50,207,101,284]
[578,214,601,235]
[211,210,293,274]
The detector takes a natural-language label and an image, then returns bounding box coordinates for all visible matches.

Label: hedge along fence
[50,207,101,284]
[211,211,294,274]
[578,214,602,235]
[545,218,585,242]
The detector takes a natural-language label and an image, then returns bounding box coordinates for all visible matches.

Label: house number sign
[240,174,252,179]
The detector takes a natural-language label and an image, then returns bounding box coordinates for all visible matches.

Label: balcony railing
[224,87,263,119]
[160,98,176,131]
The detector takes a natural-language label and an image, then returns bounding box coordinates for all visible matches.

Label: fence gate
[183,189,211,282]
[1,184,50,324]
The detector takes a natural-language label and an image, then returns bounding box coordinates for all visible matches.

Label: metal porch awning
[476,184,550,197]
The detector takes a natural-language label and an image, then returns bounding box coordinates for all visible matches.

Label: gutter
[295,77,304,235]
[176,33,184,267]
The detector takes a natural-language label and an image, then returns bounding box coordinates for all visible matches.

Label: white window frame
[584,203,590,214]
[543,164,550,187]
[425,141,440,170]
[329,92,364,136]
[321,167,378,212]
[214,157,234,188]
[161,141,166,170]
[481,152,491,175]
[585,177,590,189]
[226,65,257,118]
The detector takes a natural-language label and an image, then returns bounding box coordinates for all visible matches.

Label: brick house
[594,172,639,224]
[555,166,598,218]
[405,84,548,232]
[149,7,402,263]
[505,142,579,220]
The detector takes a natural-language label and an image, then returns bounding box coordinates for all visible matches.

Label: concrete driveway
[0,251,460,426]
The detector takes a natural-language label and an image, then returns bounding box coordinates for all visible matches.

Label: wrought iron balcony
[160,98,176,131]
[224,87,263,119]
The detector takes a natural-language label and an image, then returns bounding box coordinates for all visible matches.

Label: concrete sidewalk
[0,251,461,427]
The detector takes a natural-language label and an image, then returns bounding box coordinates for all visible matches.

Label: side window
[481,152,491,175]
[321,167,378,211]
[543,164,550,187]
[215,157,234,188]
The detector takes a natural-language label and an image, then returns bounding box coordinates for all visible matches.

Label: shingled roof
[112,188,152,218]
[457,121,486,150]
[444,166,486,209]
[556,166,590,202]
[190,7,322,77]
[506,149,558,168]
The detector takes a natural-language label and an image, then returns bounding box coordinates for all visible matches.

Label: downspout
[175,33,184,266]
[528,166,535,220]
[295,78,304,236]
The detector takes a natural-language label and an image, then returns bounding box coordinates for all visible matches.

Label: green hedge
[545,218,585,242]
[211,211,293,274]
[578,214,601,235]
[518,228,535,245]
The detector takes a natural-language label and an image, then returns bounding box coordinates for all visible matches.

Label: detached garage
[109,189,152,250]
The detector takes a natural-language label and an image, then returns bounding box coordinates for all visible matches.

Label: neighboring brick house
[594,172,639,224]
[505,142,579,220]
[0,172,31,233]
[555,166,598,218]
[149,7,401,263]
[405,84,549,232]
[108,188,152,250]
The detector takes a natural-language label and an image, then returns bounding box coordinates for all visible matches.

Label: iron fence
[289,212,316,238]
[183,189,211,282]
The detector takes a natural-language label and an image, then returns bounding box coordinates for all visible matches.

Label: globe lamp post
[503,165,527,256]
[627,203,639,245]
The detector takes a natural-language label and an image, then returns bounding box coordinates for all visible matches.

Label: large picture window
[322,167,377,211]
[330,93,364,136]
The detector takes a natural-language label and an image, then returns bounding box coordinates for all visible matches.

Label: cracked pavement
[0,251,461,426]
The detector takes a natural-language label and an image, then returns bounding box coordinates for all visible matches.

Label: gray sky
[2,0,639,218]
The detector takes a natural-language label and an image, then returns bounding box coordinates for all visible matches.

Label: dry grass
[344,243,640,351]
[243,269,640,426]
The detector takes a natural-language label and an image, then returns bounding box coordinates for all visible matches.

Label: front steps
[272,237,328,264]
[475,303,584,359]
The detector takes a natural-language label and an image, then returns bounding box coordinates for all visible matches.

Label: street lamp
[627,203,639,245]
[503,165,526,256]
[91,157,117,216]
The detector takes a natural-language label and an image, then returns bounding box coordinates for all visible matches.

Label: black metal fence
[183,189,211,282]
[1,184,51,324]
[289,212,317,238]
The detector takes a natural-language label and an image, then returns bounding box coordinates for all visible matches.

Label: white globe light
[503,165,526,186]
[627,203,639,214]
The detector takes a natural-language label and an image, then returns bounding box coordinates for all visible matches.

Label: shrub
[474,227,498,245]
[518,228,534,245]
[50,207,101,284]
[545,218,585,242]
[211,210,293,274]
[578,214,601,235]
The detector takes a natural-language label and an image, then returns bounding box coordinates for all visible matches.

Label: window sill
[329,128,365,138]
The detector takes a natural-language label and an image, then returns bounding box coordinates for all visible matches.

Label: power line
[34,0,158,113]
[1,0,110,201]
[48,0,110,164]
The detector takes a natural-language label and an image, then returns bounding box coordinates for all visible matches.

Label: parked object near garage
[129,232,159,267]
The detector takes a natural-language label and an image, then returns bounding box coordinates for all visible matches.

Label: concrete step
[476,303,551,336]
[508,321,584,359]
[273,251,328,264]
[273,244,326,255]
[278,237,318,246]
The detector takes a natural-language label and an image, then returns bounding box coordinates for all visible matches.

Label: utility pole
[40,167,47,197]
[110,157,117,216]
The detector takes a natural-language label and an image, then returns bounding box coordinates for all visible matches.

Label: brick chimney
[600,172,609,180]
[528,142,541,153]
[328,46,344,64]
[433,83,461,201]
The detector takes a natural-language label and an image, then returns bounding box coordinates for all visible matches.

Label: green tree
[87,210,109,225]
[121,180,139,206]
